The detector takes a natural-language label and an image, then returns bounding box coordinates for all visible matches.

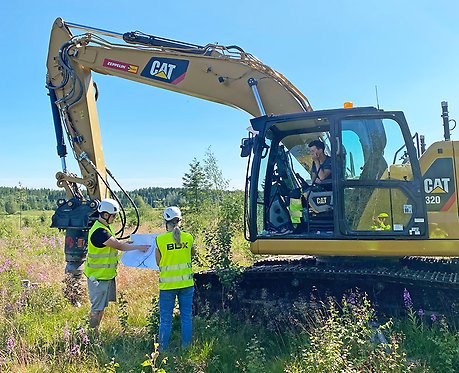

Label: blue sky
[1,1,458,191]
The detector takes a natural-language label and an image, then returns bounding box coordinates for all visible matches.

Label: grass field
[1,210,459,372]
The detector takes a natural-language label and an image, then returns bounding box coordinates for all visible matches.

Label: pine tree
[182,158,210,210]
[204,146,229,192]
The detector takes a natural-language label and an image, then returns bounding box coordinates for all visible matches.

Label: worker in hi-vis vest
[155,206,195,351]
[370,212,391,231]
[84,198,149,334]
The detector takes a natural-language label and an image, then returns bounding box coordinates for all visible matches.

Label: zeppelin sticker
[103,59,139,74]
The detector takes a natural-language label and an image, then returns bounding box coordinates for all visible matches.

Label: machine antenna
[375,85,380,110]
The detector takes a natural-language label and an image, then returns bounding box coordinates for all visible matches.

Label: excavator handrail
[63,20,124,39]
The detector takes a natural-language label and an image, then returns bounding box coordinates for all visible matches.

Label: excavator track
[194,256,459,320]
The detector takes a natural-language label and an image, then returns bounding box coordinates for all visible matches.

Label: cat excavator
[46,18,459,315]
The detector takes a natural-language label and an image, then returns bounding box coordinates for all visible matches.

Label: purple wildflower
[4,303,14,313]
[63,325,71,342]
[431,314,437,322]
[82,335,90,345]
[6,336,16,353]
[0,258,13,273]
[347,292,357,305]
[78,327,89,345]
[403,288,413,309]
[70,344,80,356]
[417,308,425,317]
[37,273,48,281]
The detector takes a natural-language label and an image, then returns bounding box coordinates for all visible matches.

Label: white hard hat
[163,206,182,221]
[98,198,120,214]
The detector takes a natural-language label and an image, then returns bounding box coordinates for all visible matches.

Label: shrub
[285,292,414,373]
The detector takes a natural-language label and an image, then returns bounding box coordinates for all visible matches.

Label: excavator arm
[46,17,311,278]
[47,17,311,200]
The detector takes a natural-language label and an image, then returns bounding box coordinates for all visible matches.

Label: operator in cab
[84,198,149,334]
[308,140,332,189]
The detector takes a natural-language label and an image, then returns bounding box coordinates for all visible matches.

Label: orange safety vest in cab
[157,231,194,290]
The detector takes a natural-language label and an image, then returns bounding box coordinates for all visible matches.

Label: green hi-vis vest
[157,231,194,290]
[370,221,391,231]
[83,220,118,280]
[289,198,303,224]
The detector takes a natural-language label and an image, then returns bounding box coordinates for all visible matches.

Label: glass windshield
[341,118,413,181]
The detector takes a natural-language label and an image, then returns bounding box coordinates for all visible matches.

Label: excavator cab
[244,106,428,246]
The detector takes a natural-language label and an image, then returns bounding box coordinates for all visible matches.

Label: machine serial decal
[141,57,189,84]
[103,59,139,74]
[423,158,456,211]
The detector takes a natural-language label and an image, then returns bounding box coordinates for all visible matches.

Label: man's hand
[132,244,150,252]
[125,240,149,252]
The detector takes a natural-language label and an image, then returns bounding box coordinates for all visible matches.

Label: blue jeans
[158,286,194,351]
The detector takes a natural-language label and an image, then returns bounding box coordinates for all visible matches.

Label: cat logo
[316,197,328,204]
[423,158,455,212]
[149,60,176,80]
[141,57,189,85]
[424,178,450,194]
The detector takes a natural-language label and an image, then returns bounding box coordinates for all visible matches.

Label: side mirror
[240,137,254,158]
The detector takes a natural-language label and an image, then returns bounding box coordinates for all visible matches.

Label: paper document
[120,234,159,270]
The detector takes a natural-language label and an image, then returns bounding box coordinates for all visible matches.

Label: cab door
[335,113,428,237]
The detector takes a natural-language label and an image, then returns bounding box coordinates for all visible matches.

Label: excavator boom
[47,17,311,201]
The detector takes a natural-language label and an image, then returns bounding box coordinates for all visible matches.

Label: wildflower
[431,314,437,322]
[417,308,425,317]
[78,327,90,345]
[4,303,14,313]
[347,292,356,305]
[0,258,13,273]
[403,288,413,309]
[38,273,48,281]
[6,336,16,353]
[82,334,90,345]
[70,344,80,356]
[64,325,71,342]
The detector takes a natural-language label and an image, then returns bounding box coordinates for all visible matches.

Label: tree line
[0,186,185,214]
[0,186,66,214]
[0,147,241,214]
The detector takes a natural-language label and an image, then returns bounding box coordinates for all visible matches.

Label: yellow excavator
[46,18,459,315]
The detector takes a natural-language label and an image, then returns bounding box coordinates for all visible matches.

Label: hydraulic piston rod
[247,78,266,116]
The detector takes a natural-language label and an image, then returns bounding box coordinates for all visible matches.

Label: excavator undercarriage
[194,256,459,321]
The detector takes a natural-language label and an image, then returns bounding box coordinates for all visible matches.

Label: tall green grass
[1,212,458,372]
